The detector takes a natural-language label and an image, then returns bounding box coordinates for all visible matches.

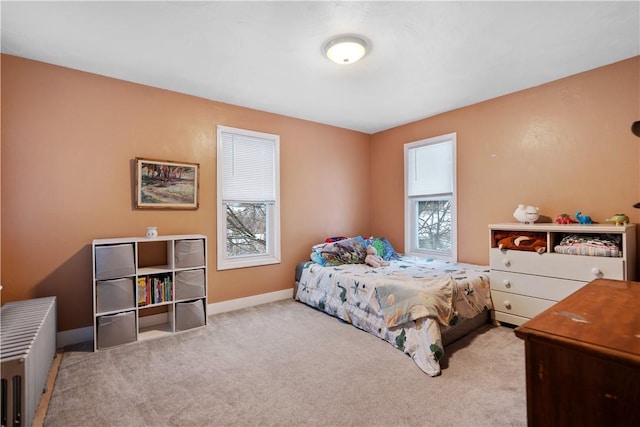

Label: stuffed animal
[513,204,540,224]
[513,204,527,223]
[498,235,547,254]
[365,245,389,268]
[524,206,540,224]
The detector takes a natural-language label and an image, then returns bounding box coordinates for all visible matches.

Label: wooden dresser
[514,278,640,427]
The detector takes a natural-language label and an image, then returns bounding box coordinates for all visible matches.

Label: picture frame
[135,157,199,209]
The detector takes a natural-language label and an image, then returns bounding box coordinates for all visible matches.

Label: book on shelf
[138,274,173,306]
[137,277,147,307]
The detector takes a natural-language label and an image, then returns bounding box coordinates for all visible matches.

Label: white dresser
[489,223,636,326]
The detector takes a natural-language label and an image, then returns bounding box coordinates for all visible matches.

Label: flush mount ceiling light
[324,36,368,64]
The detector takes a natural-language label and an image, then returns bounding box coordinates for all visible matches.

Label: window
[216,125,280,270]
[404,133,457,261]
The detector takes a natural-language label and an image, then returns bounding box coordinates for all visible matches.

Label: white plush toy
[513,204,527,223]
[365,245,389,268]
[514,204,540,224]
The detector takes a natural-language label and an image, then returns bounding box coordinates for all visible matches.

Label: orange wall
[2,55,639,333]
[370,57,640,265]
[0,55,371,331]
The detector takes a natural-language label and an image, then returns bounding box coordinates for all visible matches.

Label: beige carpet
[44,299,526,426]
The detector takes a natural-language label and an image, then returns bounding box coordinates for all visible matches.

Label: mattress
[295,257,492,376]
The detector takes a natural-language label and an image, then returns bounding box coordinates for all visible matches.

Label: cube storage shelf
[488,223,636,326]
[92,234,207,351]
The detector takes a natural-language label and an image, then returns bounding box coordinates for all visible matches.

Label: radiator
[1,297,57,427]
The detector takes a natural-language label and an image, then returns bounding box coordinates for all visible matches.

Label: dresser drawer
[491,290,556,320]
[491,270,586,301]
[490,248,625,281]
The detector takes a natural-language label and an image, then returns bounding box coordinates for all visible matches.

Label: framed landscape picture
[135,158,199,209]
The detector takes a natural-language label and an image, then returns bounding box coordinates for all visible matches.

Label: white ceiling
[2,1,639,134]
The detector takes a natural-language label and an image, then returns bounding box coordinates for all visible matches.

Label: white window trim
[216,125,281,270]
[404,132,457,261]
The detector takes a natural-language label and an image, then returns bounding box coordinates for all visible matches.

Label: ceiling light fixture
[324,36,368,65]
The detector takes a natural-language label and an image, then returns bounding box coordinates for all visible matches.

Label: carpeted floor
[44,299,526,426]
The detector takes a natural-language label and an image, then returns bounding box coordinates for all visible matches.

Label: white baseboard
[208,288,293,315]
[56,288,294,348]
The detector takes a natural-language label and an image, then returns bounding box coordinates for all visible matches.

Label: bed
[294,236,492,377]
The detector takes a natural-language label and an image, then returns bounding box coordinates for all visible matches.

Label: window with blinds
[404,133,457,261]
[216,125,281,270]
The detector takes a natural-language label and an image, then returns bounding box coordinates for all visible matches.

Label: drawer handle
[503,259,511,267]
[502,279,511,288]
[591,267,602,276]
[503,300,512,310]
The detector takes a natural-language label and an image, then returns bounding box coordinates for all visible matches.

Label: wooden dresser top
[514,278,640,363]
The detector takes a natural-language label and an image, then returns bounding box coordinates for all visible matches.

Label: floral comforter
[295,257,492,376]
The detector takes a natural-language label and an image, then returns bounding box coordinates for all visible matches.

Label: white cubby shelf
[92,234,208,351]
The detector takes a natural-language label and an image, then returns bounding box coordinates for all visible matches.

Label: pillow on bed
[310,236,368,266]
[366,236,401,261]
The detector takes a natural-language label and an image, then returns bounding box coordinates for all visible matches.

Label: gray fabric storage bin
[175,299,206,331]
[95,243,135,280]
[97,311,136,349]
[174,239,205,269]
[175,269,206,300]
[96,277,135,313]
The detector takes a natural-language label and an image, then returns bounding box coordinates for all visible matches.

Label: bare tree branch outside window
[226,202,267,256]
[417,199,452,252]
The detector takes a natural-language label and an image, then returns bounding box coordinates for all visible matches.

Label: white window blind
[407,140,453,196]
[221,132,276,202]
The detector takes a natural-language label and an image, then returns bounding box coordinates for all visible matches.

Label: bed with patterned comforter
[295,250,492,376]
